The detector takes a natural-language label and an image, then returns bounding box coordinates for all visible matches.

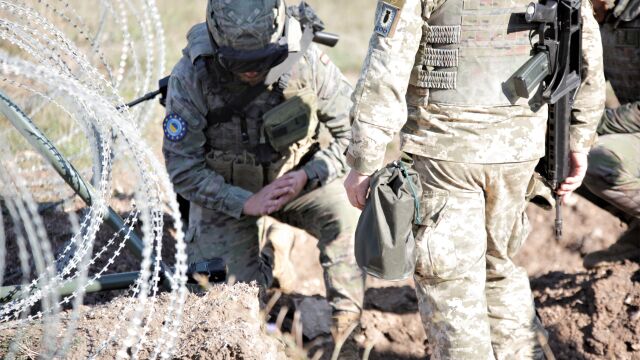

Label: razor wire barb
[0,1,187,359]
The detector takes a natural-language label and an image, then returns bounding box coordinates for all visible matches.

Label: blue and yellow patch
[163,114,187,142]
[375,1,404,38]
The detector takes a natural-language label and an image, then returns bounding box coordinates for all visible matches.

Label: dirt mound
[0,283,287,359]
[517,197,640,359]
[533,262,640,359]
[2,194,638,359]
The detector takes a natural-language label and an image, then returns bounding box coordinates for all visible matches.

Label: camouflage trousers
[412,156,545,360]
[583,108,640,221]
[184,178,365,316]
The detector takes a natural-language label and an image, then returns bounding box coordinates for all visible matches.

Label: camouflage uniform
[163,15,364,318]
[347,0,604,358]
[583,0,640,267]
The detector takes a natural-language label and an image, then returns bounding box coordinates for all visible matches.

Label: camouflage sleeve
[598,101,640,135]
[570,0,606,153]
[162,58,252,219]
[346,0,425,175]
[301,45,353,187]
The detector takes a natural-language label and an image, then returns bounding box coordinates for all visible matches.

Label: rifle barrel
[313,31,339,47]
[118,89,162,110]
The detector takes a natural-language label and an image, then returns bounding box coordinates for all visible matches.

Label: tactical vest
[410,0,537,106]
[185,22,320,192]
[601,16,640,104]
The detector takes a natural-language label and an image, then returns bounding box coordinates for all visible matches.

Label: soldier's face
[236,71,267,86]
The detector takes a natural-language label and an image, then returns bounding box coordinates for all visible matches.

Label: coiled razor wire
[0,1,188,359]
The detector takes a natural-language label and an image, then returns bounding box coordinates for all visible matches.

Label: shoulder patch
[319,52,331,65]
[163,114,188,142]
[374,0,405,38]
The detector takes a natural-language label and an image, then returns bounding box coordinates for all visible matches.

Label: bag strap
[206,83,268,126]
[398,161,422,225]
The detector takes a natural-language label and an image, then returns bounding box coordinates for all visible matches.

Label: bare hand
[591,0,610,23]
[344,169,371,210]
[242,178,296,216]
[269,170,308,206]
[557,151,589,204]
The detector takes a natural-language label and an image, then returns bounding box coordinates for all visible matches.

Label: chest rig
[601,16,640,104]
[186,23,319,192]
[411,0,538,106]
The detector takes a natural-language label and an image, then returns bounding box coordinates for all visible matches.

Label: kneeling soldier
[163,0,364,343]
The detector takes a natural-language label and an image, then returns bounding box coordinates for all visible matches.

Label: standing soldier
[162,0,364,345]
[582,0,640,268]
[344,0,605,358]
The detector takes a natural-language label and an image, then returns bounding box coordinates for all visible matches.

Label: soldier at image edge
[344,0,605,358]
[162,0,365,347]
[581,0,640,269]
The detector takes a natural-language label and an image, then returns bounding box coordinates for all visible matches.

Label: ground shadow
[364,285,418,314]
[368,350,428,360]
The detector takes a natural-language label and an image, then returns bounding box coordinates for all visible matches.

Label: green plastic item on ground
[354,158,422,281]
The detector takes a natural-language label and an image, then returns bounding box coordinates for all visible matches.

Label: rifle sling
[205,25,315,126]
[206,84,267,126]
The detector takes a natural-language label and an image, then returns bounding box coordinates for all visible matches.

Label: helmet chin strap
[264,18,314,85]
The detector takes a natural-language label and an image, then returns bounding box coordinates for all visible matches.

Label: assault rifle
[512,0,582,239]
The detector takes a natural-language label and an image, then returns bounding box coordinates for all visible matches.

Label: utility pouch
[355,158,422,281]
[266,152,297,184]
[232,151,264,193]
[205,150,234,183]
[263,89,317,152]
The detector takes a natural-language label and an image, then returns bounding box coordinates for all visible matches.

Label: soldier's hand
[242,179,296,216]
[557,151,589,204]
[591,0,610,23]
[267,170,308,206]
[344,169,371,210]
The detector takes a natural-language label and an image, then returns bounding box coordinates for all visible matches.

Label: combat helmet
[206,0,289,74]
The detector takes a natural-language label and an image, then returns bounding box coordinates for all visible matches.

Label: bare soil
[0,284,287,359]
[1,193,639,359]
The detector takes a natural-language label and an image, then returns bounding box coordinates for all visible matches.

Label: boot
[584,220,640,269]
[331,311,363,360]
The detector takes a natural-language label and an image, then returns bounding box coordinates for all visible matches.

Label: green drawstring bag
[354,159,422,281]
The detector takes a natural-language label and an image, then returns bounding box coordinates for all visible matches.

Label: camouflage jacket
[347,0,605,175]
[163,23,353,219]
